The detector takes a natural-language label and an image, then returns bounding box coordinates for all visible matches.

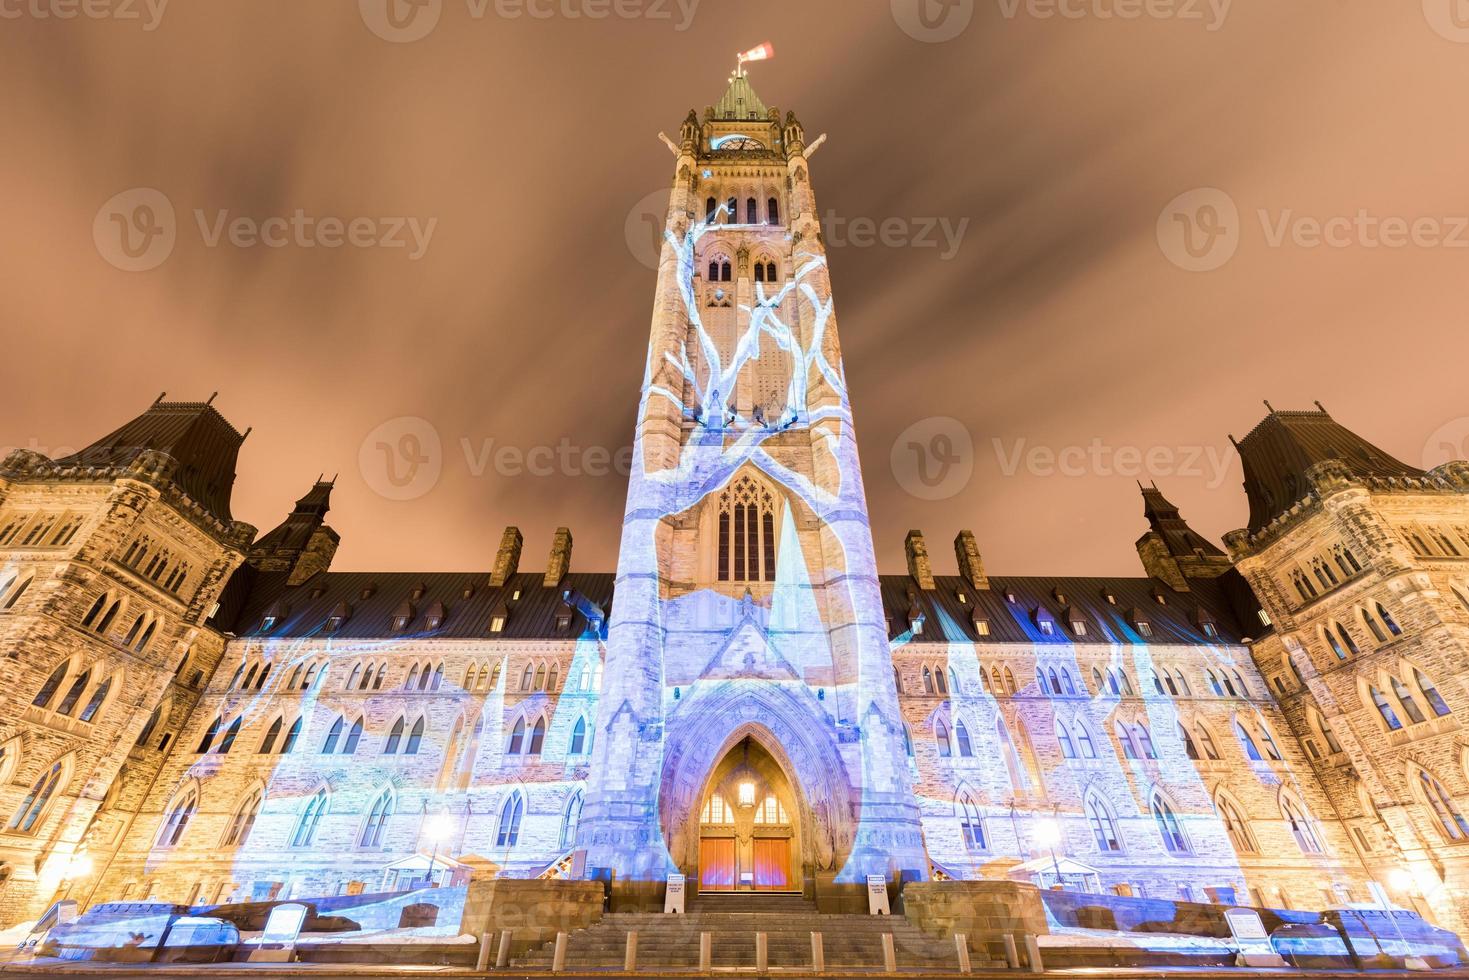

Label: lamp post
[1034,816,1063,890]
[423,813,454,889]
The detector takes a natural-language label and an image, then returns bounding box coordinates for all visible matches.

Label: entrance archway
[658,686,858,899]
[696,737,798,892]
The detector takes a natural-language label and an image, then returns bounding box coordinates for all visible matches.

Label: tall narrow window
[497,791,524,847]
[77,677,110,722]
[54,669,91,716]
[360,790,394,848]
[1370,686,1403,730]
[196,717,222,754]
[158,791,197,847]
[508,718,526,755]
[405,717,425,754]
[1152,796,1188,852]
[223,789,262,847]
[323,717,344,754]
[958,793,985,850]
[718,512,730,581]
[528,718,546,755]
[32,661,69,709]
[343,717,363,754]
[1235,721,1263,761]
[767,197,780,225]
[1086,794,1120,851]
[384,718,405,754]
[8,761,65,834]
[1420,771,1469,840]
[217,717,241,754]
[292,791,328,848]
[569,717,588,755]
[259,717,283,754]
[281,717,302,753]
[746,198,758,224]
[561,790,584,850]
[954,720,973,757]
[1392,677,1427,725]
[1416,669,1452,717]
[1217,796,1256,853]
[1282,798,1322,853]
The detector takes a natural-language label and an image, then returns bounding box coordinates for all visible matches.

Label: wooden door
[699,837,736,892]
[752,838,790,891]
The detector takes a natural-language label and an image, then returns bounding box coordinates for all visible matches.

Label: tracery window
[717,475,778,583]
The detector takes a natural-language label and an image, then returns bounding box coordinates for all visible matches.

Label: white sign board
[664,874,686,915]
[867,875,891,916]
[1224,907,1284,968]
[249,903,308,963]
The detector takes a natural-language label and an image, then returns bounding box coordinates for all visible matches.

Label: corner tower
[582,68,926,907]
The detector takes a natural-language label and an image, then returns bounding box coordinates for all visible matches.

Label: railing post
[700,931,711,973]
[756,931,768,974]
[476,931,494,972]
[552,931,568,973]
[495,929,513,969]
[955,933,971,974]
[810,931,825,975]
[1024,934,1044,973]
[1003,934,1020,970]
[624,930,638,972]
[881,932,896,973]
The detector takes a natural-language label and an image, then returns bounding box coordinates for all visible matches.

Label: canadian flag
[738,42,775,64]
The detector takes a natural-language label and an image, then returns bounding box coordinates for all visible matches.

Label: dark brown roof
[250,480,335,558]
[1140,484,1225,558]
[228,570,613,641]
[879,574,1256,646]
[1236,407,1424,533]
[56,398,245,522]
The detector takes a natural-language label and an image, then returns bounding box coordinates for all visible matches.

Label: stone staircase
[514,892,993,972]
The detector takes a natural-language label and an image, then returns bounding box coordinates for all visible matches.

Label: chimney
[489,526,523,587]
[954,530,989,590]
[544,527,573,588]
[905,530,935,590]
[286,526,340,586]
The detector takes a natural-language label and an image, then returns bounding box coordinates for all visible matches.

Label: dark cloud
[2,0,1465,575]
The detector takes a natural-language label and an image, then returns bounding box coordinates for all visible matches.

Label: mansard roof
[1236,406,1425,534]
[879,574,1256,646]
[54,397,246,522]
[227,570,613,641]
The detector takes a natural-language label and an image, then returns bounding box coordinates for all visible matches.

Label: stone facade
[1,76,1468,937]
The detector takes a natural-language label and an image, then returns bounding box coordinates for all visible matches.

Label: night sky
[4,1,1467,576]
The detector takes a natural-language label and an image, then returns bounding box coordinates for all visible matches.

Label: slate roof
[1236,407,1425,534]
[878,574,1259,647]
[712,73,768,121]
[226,570,614,642]
[55,398,245,523]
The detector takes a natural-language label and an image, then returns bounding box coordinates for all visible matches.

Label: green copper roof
[713,72,768,120]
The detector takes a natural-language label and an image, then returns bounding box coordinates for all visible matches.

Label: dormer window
[462,586,474,600]
[410,583,426,601]
[360,586,375,600]
[972,614,990,637]
[261,616,278,632]
[1038,621,1054,636]
[1127,608,1151,637]
[392,615,411,631]
[325,601,351,633]
[1202,622,1218,638]
[310,587,325,599]
[956,590,968,605]
[489,601,509,634]
[1103,590,1117,605]
[511,589,521,602]
[1052,588,1067,605]
[908,605,926,635]
[423,601,446,632]
[391,601,416,632]
[1004,588,1017,603]
[1031,607,1057,636]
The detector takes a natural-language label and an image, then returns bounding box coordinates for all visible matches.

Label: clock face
[713,136,766,152]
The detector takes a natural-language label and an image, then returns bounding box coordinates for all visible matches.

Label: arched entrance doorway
[696,736,798,892]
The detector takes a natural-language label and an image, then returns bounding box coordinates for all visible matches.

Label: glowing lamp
[1034,817,1061,848]
[64,854,93,879]
[1388,868,1414,892]
[424,813,455,843]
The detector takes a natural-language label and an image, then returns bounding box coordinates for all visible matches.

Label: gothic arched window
[561,789,584,849]
[767,197,780,225]
[497,791,524,847]
[1086,793,1121,851]
[223,788,262,847]
[292,790,328,848]
[746,198,758,224]
[360,789,394,848]
[158,789,197,847]
[717,475,778,583]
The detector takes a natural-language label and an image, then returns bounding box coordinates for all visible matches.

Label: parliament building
[4,71,1469,938]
